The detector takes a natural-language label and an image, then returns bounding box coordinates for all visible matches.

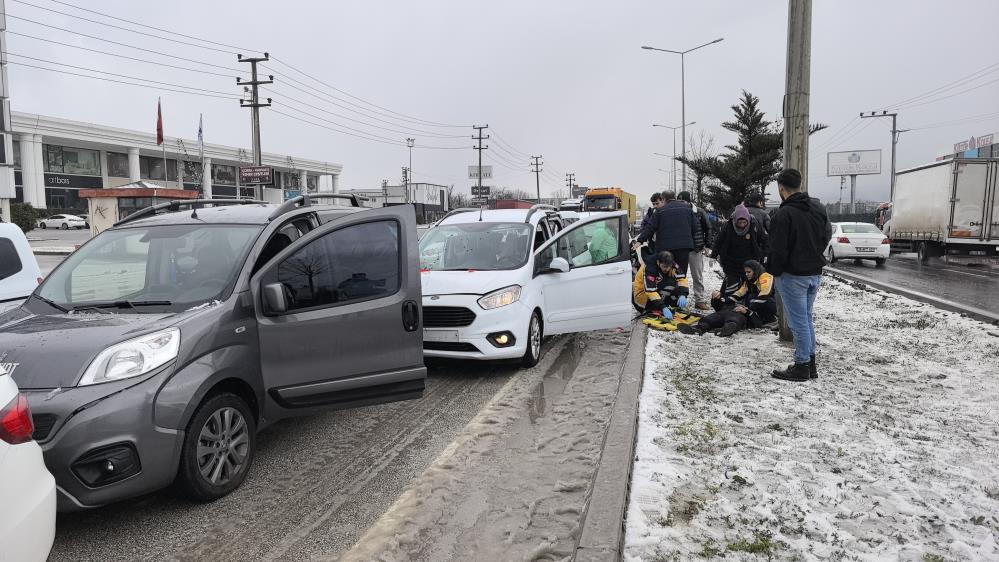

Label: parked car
[0,370,56,562]
[419,206,632,366]
[0,223,43,315]
[80,214,90,229]
[37,214,87,230]
[1,196,426,510]
[825,222,891,266]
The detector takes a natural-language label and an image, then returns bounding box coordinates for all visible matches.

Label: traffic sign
[470,197,488,204]
[471,185,491,196]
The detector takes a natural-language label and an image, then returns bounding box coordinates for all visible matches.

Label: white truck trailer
[881,157,998,263]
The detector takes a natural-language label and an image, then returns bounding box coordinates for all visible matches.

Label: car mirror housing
[547,257,570,273]
[263,283,288,314]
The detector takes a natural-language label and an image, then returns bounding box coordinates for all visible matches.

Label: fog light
[487,331,516,348]
[72,443,141,487]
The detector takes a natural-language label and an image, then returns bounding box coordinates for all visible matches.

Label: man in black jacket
[744,191,771,234]
[677,191,712,310]
[633,191,699,280]
[767,169,833,382]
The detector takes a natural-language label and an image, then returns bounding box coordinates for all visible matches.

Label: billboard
[468,165,493,180]
[571,185,588,198]
[827,150,882,176]
[953,133,994,154]
[239,165,274,185]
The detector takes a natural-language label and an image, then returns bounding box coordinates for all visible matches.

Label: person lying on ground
[632,250,689,320]
[677,260,776,337]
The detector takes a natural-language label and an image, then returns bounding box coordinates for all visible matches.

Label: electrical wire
[880,60,999,110]
[892,75,999,111]
[906,111,999,131]
[8,61,237,99]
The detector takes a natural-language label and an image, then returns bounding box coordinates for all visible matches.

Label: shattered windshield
[419,222,532,271]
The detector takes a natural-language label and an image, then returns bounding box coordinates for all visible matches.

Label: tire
[916,242,931,264]
[175,393,256,502]
[60,222,68,230]
[40,222,46,229]
[521,311,543,368]
[826,247,837,264]
[875,258,887,267]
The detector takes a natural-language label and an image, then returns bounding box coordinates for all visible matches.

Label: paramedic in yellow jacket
[677,260,777,337]
[632,250,689,320]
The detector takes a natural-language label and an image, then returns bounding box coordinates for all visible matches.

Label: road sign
[470,197,488,205]
[471,185,491,196]
[571,185,587,198]
[240,165,274,185]
[827,150,881,176]
[468,165,493,180]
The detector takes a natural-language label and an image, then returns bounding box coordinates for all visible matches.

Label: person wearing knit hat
[710,203,768,298]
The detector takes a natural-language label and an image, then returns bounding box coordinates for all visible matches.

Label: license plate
[423,329,459,342]
[856,247,876,252]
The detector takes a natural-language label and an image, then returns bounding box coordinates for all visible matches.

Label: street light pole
[653,122,695,192]
[406,138,415,204]
[643,38,724,191]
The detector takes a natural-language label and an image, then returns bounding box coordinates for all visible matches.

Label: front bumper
[25,369,183,511]
[422,295,531,360]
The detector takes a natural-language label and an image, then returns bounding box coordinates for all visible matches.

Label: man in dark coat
[644,192,663,225]
[744,191,772,234]
[677,191,713,310]
[633,191,699,278]
[711,204,768,298]
[767,168,833,382]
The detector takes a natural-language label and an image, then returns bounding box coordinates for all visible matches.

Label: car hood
[420,269,524,297]
[0,307,177,389]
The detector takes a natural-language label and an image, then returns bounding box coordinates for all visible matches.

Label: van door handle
[402,300,420,332]
[605,266,627,276]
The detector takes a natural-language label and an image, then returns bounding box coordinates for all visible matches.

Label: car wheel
[60,222,68,230]
[826,247,836,264]
[521,311,543,368]
[875,258,887,267]
[40,222,46,229]
[916,242,932,264]
[175,393,256,502]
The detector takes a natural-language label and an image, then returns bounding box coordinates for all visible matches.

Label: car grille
[32,414,59,441]
[424,341,480,352]
[423,306,477,328]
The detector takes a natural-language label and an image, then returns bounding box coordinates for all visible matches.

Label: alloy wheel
[529,314,541,360]
[197,406,250,486]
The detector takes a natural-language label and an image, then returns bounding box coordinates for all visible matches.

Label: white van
[0,223,43,314]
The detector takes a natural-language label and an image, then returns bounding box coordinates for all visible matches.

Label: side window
[533,221,549,250]
[561,217,622,267]
[0,238,23,279]
[269,220,400,312]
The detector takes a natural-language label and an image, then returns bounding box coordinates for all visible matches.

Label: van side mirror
[547,257,571,273]
[263,283,288,314]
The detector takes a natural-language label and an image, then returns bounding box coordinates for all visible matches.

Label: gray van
[0,196,425,510]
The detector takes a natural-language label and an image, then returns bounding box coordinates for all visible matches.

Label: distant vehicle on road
[825,222,891,266]
[0,195,426,510]
[0,371,56,562]
[37,214,86,230]
[419,205,631,366]
[582,187,638,224]
[880,157,999,263]
[559,198,583,212]
[0,223,43,314]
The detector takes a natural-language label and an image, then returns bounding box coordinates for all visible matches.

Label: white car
[825,222,891,266]
[0,223,43,314]
[37,214,86,230]
[419,206,632,366]
[0,372,57,562]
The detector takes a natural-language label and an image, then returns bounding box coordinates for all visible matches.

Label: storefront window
[44,145,102,176]
[12,142,20,170]
[139,155,178,181]
[108,152,130,178]
[212,163,236,185]
[307,174,318,191]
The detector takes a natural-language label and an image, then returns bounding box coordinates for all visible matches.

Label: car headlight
[478,285,522,310]
[78,328,181,386]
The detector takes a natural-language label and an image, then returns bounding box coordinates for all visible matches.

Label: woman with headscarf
[710,204,768,297]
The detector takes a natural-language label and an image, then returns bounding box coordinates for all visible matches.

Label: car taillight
[881,238,891,245]
[837,236,850,244]
[0,393,34,445]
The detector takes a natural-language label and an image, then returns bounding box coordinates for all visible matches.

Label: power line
[270,108,469,150]
[906,111,999,131]
[880,60,999,110]
[892,75,999,111]
[8,61,237,99]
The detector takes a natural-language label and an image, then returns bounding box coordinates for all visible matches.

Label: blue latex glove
[677,296,688,308]
[660,308,674,321]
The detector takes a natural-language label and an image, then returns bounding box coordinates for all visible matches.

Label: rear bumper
[0,442,56,561]
[830,242,890,260]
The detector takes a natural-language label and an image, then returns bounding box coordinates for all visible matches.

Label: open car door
[251,205,425,419]
[532,211,632,335]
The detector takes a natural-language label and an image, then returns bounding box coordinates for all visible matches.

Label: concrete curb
[574,324,647,562]
[31,246,76,255]
[826,267,999,325]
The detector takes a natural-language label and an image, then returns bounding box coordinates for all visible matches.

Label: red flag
[156,97,164,145]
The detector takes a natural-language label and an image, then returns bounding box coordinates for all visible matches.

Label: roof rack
[114,198,266,227]
[433,207,480,226]
[267,193,362,221]
[524,204,558,224]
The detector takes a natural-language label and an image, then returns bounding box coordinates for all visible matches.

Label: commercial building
[937,131,999,161]
[342,181,448,224]
[7,111,342,211]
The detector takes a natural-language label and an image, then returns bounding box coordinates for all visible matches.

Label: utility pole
[530,156,543,203]
[565,172,575,199]
[838,175,845,213]
[406,138,415,204]
[0,0,14,222]
[238,52,272,200]
[472,125,489,202]
[860,111,902,202]
[779,0,813,342]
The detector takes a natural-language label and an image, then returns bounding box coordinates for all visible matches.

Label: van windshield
[584,197,617,211]
[419,222,532,271]
[36,224,262,313]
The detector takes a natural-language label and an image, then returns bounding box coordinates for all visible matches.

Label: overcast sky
[7,0,999,207]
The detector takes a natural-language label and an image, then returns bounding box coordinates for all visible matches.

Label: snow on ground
[625,270,999,561]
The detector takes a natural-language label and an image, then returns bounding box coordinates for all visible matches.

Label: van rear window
[0,238,23,280]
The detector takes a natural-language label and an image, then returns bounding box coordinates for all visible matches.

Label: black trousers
[696,309,747,332]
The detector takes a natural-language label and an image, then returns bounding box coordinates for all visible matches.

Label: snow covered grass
[625,271,999,561]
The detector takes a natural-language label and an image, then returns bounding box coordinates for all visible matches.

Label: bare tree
[682,130,716,206]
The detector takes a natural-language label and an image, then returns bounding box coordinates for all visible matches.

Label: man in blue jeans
[767,169,832,382]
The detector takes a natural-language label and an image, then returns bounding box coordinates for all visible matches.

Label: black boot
[715,322,740,337]
[677,323,706,336]
[772,362,810,382]
[809,354,817,379]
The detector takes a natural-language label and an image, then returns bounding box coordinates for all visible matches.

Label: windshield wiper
[33,295,69,313]
[73,300,173,311]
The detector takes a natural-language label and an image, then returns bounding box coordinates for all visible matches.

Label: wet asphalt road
[828,254,999,316]
[47,357,530,562]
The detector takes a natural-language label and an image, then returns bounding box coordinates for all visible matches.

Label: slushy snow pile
[625,274,999,561]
